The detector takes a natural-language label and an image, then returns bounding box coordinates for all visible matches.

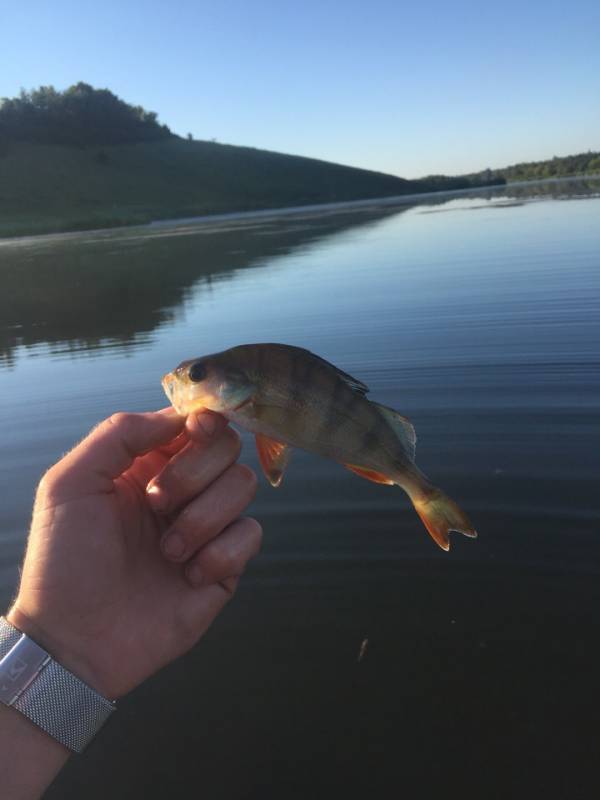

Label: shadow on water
[0,205,404,367]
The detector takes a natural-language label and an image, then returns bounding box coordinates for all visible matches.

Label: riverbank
[0,138,411,238]
[2,172,598,244]
[0,185,493,243]
[0,137,504,239]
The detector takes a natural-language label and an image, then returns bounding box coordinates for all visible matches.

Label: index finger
[50,410,185,499]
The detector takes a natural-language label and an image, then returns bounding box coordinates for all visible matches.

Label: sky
[2,0,599,178]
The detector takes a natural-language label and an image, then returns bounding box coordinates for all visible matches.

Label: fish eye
[188,362,207,382]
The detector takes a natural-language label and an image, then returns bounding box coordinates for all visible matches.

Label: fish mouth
[161,371,186,414]
[161,372,175,400]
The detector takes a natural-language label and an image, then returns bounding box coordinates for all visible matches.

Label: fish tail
[402,473,477,551]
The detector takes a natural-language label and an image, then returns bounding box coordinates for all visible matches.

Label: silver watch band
[0,616,115,753]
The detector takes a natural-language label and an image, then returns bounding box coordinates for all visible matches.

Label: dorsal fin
[301,348,369,394]
[370,401,417,462]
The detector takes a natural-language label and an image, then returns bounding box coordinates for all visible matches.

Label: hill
[0,83,505,237]
[0,137,429,238]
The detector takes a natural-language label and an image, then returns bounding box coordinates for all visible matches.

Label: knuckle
[162,440,196,483]
[231,463,258,494]
[172,504,195,534]
[202,518,262,576]
[107,411,138,434]
[38,465,56,491]
[37,457,77,500]
[240,517,263,554]
[219,577,239,597]
[202,539,238,577]
[36,466,58,500]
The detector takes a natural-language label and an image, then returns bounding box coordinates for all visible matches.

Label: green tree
[0,83,173,146]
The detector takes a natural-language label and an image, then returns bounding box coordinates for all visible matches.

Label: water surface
[1,180,599,798]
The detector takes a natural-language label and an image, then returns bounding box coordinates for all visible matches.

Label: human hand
[6,408,262,700]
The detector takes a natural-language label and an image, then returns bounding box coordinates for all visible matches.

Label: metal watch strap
[0,616,115,752]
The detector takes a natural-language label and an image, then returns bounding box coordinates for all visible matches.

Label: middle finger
[146,426,241,514]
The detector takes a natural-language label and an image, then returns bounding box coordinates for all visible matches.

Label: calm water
[1,180,599,798]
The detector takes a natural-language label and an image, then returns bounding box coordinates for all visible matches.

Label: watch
[0,616,115,753]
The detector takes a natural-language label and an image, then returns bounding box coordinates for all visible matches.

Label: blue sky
[2,0,598,177]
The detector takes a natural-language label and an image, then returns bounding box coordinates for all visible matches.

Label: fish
[161,343,477,550]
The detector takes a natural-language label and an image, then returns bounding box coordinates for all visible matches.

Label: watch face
[0,618,114,752]
[0,629,49,704]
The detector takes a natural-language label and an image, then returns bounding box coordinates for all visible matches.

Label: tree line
[0,83,172,146]
[418,172,505,191]
[466,152,600,183]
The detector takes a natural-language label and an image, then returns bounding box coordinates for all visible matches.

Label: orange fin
[411,487,477,551]
[345,464,395,485]
[255,433,292,487]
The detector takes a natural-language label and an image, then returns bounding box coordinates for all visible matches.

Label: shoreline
[0,186,497,245]
[145,173,598,231]
[1,174,598,245]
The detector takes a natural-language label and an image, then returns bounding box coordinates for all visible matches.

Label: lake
[1,179,599,798]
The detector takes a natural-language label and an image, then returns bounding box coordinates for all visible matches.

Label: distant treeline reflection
[0,207,401,367]
[3,178,598,368]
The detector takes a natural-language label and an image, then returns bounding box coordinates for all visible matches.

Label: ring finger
[185,516,263,588]
[161,462,258,562]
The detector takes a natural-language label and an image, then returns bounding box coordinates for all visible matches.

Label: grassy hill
[2,135,596,239]
[0,82,506,237]
[0,137,431,237]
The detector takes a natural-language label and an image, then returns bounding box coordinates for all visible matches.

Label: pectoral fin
[255,433,293,487]
[345,464,395,485]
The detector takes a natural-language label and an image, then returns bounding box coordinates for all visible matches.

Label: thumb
[47,409,185,499]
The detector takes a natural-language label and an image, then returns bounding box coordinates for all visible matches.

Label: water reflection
[418,177,600,213]
[0,207,403,368]
[2,176,599,370]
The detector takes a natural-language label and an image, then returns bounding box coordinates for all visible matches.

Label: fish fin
[326,366,369,395]
[408,486,477,551]
[297,348,369,394]
[370,402,416,461]
[255,433,293,487]
[345,463,395,485]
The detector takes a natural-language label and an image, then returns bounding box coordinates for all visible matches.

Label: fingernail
[162,532,185,559]
[196,412,217,437]
[186,563,204,587]
[157,407,180,417]
[146,483,169,512]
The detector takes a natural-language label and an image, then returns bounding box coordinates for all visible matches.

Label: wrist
[5,605,113,699]
[0,614,115,755]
